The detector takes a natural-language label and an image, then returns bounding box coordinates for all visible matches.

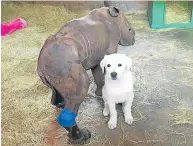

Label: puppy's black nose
[111,72,117,78]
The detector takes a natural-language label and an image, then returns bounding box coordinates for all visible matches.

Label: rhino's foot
[95,88,102,96]
[69,128,91,145]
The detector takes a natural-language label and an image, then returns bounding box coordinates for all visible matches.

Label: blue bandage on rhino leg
[57,108,77,127]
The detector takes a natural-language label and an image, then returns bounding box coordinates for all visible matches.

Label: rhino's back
[55,16,110,69]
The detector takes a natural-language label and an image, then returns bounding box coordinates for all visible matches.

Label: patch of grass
[170,105,193,125]
[1,2,87,146]
[125,10,150,30]
[2,2,88,33]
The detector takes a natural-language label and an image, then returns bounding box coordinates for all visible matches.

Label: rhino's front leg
[92,43,118,96]
[106,42,118,55]
[91,64,104,96]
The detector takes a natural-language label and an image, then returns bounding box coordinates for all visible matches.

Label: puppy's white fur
[100,54,135,129]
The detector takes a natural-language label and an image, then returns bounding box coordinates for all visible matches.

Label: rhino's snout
[119,35,135,46]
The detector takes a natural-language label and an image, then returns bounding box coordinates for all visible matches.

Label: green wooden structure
[147,1,193,29]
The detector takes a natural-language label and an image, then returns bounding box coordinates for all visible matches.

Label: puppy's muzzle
[111,72,117,80]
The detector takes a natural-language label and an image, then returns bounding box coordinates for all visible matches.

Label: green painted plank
[152,1,165,26]
[151,23,193,29]
[148,1,193,29]
[191,6,193,24]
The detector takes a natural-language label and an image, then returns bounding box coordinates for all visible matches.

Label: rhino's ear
[108,6,119,17]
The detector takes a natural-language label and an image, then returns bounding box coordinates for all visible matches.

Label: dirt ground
[2,3,193,146]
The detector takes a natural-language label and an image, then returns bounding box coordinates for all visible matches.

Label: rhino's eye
[118,64,122,67]
[107,64,111,67]
[129,28,132,31]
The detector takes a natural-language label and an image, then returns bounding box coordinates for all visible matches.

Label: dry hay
[166,1,192,24]
[1,2,87,146]
[170,104,193,125]
[171,57,193,125]
[126,10,150,31]
[1,2,88,33]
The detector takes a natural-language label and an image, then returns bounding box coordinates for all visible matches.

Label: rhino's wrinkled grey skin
[37,6,135,145]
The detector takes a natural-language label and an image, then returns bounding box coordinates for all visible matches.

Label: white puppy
[100,54,135,129]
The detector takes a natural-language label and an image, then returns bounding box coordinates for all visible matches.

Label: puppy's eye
[107,64,111,67]
[118,64,122,67]
[129,28,132,31]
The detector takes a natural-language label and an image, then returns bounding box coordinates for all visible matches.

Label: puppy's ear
[124,55,132,72]
[100,55,107,74]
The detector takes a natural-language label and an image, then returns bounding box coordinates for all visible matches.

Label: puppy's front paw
[108,119,117,129]
[103,108,109,116]
[125,116,133,125]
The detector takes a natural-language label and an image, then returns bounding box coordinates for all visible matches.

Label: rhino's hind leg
[91,64,104,96]
[55,63,91,144]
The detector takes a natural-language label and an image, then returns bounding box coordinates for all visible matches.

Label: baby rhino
[37,6,135,145]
